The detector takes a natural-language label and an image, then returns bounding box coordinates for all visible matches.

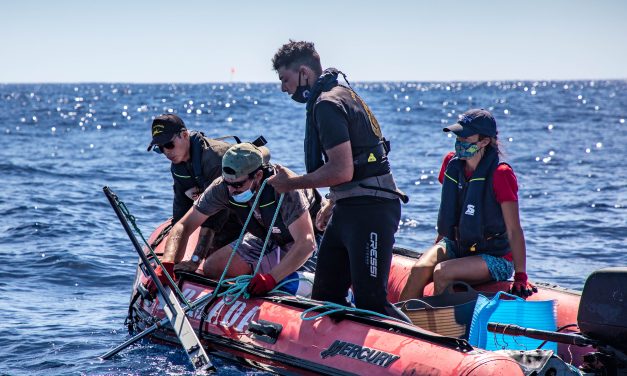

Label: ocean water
[0,80,625,375]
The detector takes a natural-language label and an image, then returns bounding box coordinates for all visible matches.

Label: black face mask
[291,72,311,104]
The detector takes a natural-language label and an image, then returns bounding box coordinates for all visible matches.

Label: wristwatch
[191,255,200,263]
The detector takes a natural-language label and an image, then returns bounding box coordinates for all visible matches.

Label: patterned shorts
[231,233,318,275]
[440,238,514,281]
[231,234,286,275]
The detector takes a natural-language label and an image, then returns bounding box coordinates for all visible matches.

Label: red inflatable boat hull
[128,222,588,375]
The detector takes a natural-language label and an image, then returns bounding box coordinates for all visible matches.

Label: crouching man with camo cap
[148,143,323,297]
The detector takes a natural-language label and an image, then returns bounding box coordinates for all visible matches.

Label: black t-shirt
[313,100,350,151]
[313,86,390,179]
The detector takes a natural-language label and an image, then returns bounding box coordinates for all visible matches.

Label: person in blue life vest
[399,109,537,300]
[267,40,410,322]
[146,142,322,297]
[146,114,240,278]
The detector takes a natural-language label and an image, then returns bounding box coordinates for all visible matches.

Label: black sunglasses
[223,168,261,188]
[152,133,180,154]
[223,177,250,189]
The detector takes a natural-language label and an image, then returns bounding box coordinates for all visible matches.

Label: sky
[1,0,626,83]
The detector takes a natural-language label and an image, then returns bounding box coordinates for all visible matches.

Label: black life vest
[436,146,510,257]
[171,131,210,191]
[227,167,323,247]
[304,68,391,181]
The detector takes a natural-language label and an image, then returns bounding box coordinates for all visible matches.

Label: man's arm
[267,211,317,282]
[163,206,209,264]
[268,141,354,193]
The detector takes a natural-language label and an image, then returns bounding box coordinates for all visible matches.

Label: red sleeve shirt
[437,152,518,203]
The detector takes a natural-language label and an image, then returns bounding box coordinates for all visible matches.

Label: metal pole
[102,186,214,373]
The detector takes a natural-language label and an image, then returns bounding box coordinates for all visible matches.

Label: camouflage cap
[222,143,271,180]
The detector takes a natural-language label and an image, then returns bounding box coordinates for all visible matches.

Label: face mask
[291,72,311,104]
[232,189,254,203]
[455,140,481,159]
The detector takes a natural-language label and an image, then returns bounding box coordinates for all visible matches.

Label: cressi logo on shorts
[368,232,378,278]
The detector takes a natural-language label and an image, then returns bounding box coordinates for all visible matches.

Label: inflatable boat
[100,186,626,375]
[114,219,626,376]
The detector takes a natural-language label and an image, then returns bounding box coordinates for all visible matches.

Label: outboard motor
[577,267,627,375]
[488,267,627,375]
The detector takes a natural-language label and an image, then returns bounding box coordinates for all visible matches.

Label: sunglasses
[222,168,262,188]
[152,133,180,154]
[223,177,250,189]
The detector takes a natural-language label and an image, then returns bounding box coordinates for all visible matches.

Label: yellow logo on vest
[367,153,377,163]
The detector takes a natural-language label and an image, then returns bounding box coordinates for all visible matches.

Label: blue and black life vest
[227,167,323,247]
[171,131,209,192]
[436,146,510,258]
[304,68,391,181]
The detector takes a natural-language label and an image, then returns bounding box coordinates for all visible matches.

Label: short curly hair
[272,40,322,76]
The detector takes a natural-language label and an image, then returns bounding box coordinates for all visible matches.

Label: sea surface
[0,80,625,375]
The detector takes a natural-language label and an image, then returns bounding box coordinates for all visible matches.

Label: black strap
[358,184,410,204]
[214,135,242,144]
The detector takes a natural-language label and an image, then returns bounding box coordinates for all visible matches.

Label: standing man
[268,40,409,321]
[147,114,240,275]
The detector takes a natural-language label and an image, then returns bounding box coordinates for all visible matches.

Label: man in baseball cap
[443,108,497,137]
[156,142,324,298]
[144,113,242,293]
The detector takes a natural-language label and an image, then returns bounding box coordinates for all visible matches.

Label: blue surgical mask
[291,72,311,104]
[232,189,255,203]
[455,140,481,158]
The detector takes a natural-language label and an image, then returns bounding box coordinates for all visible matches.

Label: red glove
[248,273,277,296]
[145,261,176,296]
[509,272,538,298]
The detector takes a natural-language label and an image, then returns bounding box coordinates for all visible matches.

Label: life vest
[304,68,391,180]
[304,69,407,202]
[436,146,510,258]
[227,167,323,247]
[171,131,212,191]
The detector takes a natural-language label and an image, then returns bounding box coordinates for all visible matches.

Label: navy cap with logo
[443,109,497,138]
[146,114,187,151]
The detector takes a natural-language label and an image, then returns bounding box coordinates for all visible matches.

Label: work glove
[145,261,176,296]
[509,272,538,298]
[247,273,277,296]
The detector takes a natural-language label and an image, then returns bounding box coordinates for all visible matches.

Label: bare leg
[399,243,451,300]
[202,244,252,279]
[432,255,492,294]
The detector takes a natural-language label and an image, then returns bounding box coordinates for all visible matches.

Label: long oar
[102,186,214,373]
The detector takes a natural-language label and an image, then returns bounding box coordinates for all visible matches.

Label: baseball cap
[443,109,497,137]
[222,143,271,180]
[146,114,186,151]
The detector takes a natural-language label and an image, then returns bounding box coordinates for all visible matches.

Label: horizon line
[2,77,627,85]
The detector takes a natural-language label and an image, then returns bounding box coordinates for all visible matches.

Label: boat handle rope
[299,301,410,324]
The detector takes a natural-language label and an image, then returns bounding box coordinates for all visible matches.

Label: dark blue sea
[1,81,626,375]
